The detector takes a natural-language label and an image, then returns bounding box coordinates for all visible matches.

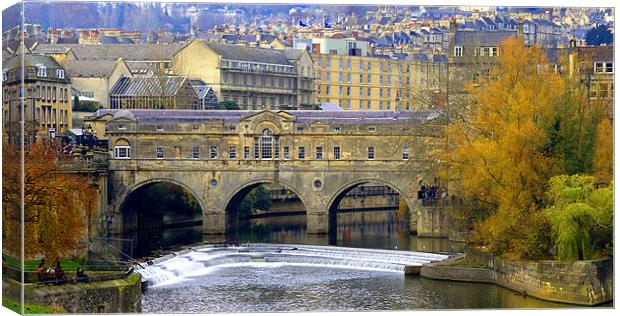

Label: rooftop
[94,109,446,125]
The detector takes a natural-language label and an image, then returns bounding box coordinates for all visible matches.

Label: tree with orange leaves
[445,37,565,259]
[2,142,95,260]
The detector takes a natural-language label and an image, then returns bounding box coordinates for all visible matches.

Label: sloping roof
[454,31,517,46]
[2,52,63,72]
[199,41,294,65]
[93,109,446,125]
[64,59,119,78]
[33,43,185,61]
[109,76,189,97]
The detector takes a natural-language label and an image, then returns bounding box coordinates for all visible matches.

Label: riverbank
[420,248,613,306]
[2,271,142,313]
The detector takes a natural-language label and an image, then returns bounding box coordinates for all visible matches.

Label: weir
[135,243,452,288]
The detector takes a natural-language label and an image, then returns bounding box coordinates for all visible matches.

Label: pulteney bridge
[88,109,449,238]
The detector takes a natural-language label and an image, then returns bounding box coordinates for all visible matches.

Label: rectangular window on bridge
[315,146,323,159]
[298,147,305,159]
[368,146,375,160]
[229,146,237,159]
[254,137,259,159]
[192,146,200,159]
[283,146,290,160]
[156,146,164,159]
[244,146,250,159]
[403,146,410,160]
[210,146,218,159]
[115,146,130,159]
[334,146,341,160]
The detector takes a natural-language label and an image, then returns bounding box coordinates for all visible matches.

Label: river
[139,211,587,312]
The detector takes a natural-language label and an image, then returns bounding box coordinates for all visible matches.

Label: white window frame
[229,146,237,159]
[37,66,47,77]
[403,146,410,160]
[56,69,65,79]
[210,145,218,159]
[115,146,131,159]
[454,46,463,57]
[316,146,323,160]
[156,146,164,159]
[283,146,290,160]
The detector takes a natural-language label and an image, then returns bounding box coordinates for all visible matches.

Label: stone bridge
[88,109,449,237]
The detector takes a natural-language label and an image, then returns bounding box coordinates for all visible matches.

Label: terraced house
[172,40,314,110]
[2,49,72,142]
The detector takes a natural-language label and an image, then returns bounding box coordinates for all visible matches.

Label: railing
[57,149,109,171]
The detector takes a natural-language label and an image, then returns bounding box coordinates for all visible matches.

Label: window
[339,86,343,96]
[454,46,463,57]
[210,146,218,159]
[274,137,280,159]
[326,85,330,95]
[403,146,410,160]
[334,146,341,160]
[367,87,371,96]
[347,59,351,70]
[594,62,613,73]
[156,146,164,159]
[192,146,200,159]
[229,146,237,159]
[380,75,383,84]
[244,146,250,159]
[316,146,323,159]
[283,146,290,159]
[56,69,64,79]
[114,146,131,159]
[339,73,343,83]
[261,129,273,159]
[346,99,351,109]
[367,100,371,109]
[368,146,375,160]
[333,126,341,132]
[37,66,47,77]
[346,87,351,96]
[367,74,371,83]
[2,72,6,81]
[368,126,376,132]
[359,74,363,83]
[367,61,371,71]
[254,137,260,159]
[298,146,305,159]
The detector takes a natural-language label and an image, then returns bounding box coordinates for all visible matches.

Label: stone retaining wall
[421,250,613,306]
[2,272,142,313]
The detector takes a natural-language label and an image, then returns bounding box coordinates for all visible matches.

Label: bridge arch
[222,178,309,232]
[326,177,416,237]
[116,178,206,257]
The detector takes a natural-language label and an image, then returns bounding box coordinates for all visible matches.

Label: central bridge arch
[222,178,310,234]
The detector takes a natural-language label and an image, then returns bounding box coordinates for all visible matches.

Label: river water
[139,211,590,312]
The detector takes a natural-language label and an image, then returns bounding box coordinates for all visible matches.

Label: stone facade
[172,40,315,110]
[87,108,447,236]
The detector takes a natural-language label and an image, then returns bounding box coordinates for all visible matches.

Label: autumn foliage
[2,142,96,260]
[446,37,613,260]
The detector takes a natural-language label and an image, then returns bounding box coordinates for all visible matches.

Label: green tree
[544,175,613,261]
[217,101,240,110]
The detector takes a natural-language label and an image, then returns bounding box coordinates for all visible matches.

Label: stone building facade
[2,50,72,142]
[172,40,314,110]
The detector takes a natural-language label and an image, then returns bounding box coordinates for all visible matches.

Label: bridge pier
[202,210,227,234]
[413,200,449,237]
[306,212,329,234]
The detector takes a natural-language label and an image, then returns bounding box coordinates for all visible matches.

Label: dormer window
[594,62,613,73]
[36,65,47,77]
[56,69,65,79]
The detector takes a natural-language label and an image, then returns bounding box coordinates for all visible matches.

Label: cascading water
[135,243,451,288]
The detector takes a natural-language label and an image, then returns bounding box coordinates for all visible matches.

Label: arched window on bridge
[260,128,277,160]
[114,138,131,159]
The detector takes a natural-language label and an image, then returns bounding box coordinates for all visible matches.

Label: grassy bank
[2,296,64,314]
[3,255,85,272]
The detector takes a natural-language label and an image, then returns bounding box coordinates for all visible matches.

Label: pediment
[240,110,295,124]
